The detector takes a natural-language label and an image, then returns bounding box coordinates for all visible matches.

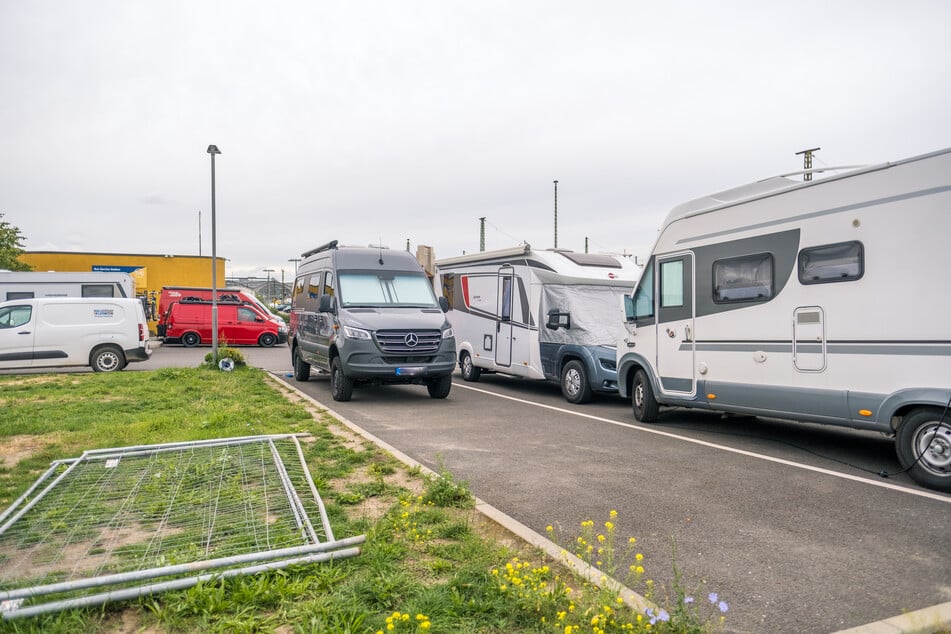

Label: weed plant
[0,369,728,634]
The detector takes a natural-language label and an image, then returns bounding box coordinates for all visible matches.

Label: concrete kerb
[268,373,951,634]
[268,373,655,614]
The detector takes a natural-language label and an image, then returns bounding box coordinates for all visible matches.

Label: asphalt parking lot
[4,342,950,633]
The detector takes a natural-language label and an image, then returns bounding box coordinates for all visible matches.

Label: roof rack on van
[301,240,338,259]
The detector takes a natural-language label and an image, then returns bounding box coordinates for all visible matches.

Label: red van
[157,287,283,337]
[163,301,286,347]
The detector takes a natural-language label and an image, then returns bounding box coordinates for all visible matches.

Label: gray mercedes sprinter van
[288,241,456,401]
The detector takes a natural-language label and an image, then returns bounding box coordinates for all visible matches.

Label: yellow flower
[546,525,554,532]
[635,553,643,561]
[605,521,614,530]
[420,622,431,630]
[610,509,618,518]
[628,537,636,544]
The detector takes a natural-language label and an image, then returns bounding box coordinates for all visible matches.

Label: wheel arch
[881,388,951,431]
[89,343,126,370]
[617,351,653,399]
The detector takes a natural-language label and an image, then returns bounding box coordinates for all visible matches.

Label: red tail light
[139,324,145,341]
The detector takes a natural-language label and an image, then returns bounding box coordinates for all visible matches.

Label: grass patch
[0,367,729,633]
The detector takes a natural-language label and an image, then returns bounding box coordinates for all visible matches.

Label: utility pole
[262,268,274,306]
[479,217,486,252]
[796,147,821,181]
[585,237,589,253]
[287,258,301,277]
[553,180,558,249]
[198,211,202,256]
[280,269,285,302]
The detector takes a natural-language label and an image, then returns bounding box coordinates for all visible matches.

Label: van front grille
[375,329,441,354]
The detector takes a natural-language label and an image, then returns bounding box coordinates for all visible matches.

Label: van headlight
[343,325,372,340]
[442,327,454,339]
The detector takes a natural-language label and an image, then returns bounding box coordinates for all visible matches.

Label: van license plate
[395,367,423,376]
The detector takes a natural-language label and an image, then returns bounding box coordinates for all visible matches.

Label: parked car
[0,297,151,372]
[163,300,287,347]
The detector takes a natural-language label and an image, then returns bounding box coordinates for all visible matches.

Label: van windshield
[338,271,438,308]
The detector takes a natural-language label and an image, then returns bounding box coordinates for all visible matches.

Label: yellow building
[19,251,226,330]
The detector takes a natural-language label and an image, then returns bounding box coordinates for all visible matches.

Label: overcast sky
[2,1,949,279]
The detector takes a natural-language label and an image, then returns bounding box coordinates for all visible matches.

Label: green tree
[0,213,32,271]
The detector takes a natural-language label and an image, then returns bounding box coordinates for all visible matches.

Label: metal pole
[479,217,485,252]
[553,180,558,249]
[287,258,300,277]
[207,145,221,360]
[796,147,820,182]
[198,210,202,256]
[263,268,274,306]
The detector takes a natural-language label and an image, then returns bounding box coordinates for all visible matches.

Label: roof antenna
[378,238,384,265]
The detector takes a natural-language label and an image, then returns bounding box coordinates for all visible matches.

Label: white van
[0,298,152,372]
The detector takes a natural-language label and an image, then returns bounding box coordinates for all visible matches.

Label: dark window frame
[798,241,864,285]
[712,252,775,304]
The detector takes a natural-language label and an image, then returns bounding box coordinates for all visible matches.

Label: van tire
[561,360,592,404]
[182,332,201,347]
[896,407,951,492]
[427,374,452,399]
[91,346,126,372]
[330,356,353,402]
[293,347,311,381]
[460,351,481,381]
[632,369,659,422]
[258,333,277,347]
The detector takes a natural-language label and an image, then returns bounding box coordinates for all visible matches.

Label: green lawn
[0,367,726,634]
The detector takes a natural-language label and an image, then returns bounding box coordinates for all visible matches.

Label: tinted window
[5,291,34,301]
[798,241,864,284]
[82,284,116,298]
[632,259,654,319]
[714,253,773,302]
[660,260,684,308]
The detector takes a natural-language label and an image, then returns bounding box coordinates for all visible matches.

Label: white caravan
[435,246,638,403]
[0,271,135,302]
[616,147,951,491]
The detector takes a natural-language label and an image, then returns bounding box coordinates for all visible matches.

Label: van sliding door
[656,253,696,397]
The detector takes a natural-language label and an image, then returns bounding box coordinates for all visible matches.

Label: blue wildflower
[658,609,670,622]
[718,600,729,613]
[684,596,694,604]
[708,592,718,603]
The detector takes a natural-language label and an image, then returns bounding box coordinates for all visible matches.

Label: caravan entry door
[656,253,696,397]
[495,267,514,367]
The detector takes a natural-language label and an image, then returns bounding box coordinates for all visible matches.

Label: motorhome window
[81,284,115,298]
[0,305,32,329]
[713,253,774,302]
[558,252,622,268]
[660,260,684,308]
[293,277,305,299]
[798,241,864,284]
[323,271,334,297]
[6,291,34,301]
[632,259,654,319]
[337,271,437,308]
[440,273,454,306]
[500,275,513,321]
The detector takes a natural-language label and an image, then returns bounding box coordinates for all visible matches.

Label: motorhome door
[495,267,514,367]
[656,253,696,396]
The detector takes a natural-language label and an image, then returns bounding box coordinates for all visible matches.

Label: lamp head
[207,145,221,155]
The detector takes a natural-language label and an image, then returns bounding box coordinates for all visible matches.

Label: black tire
[561,359,593,404]
[182,332,201,347]
[896,407,951,492]
[460,351,481,381]
[293,347,311,382]
[330,356,353,402]
[631,368,659,422]
[427,374,452,399]
[258,332,277,347]
[90,346,126,372]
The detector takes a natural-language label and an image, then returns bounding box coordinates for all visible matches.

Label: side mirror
[438,296,449,313]
[318,294,336,313]
[546,309,570,330]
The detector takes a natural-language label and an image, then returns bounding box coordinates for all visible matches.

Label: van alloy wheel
[460,351,481,381]
[91,346,125,372]
[561,360,592,404]
[897,407,951,491]
[632,369,659,422]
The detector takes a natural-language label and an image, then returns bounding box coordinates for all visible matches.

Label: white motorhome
[435,246,639,403]
[0,271,135,302]
[0,298,152,372]
[617,147,951,491]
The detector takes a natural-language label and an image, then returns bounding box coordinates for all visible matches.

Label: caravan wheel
[460,351,481,381]
[561,360,592,404]
[896,407,951,492]
[632,369,659,423]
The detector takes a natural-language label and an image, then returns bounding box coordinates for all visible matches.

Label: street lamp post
[262,268,274,306]
[288,258,301,277]
[207,145,221,361]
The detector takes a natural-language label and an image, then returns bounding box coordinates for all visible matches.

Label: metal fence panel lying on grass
[0,434,364,619]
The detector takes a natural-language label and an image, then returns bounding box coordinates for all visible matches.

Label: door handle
[18,330,31,335]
